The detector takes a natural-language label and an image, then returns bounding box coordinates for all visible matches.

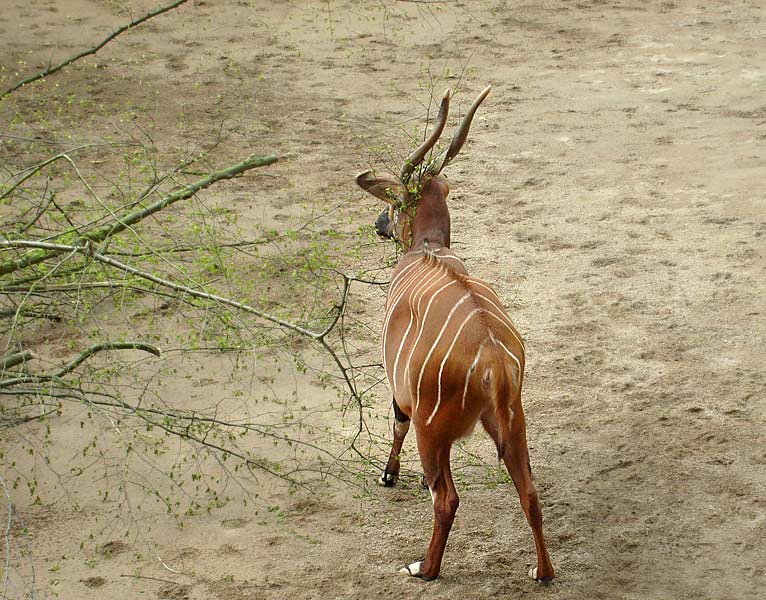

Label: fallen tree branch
[0,239,362,405]
[0,0,192,98]
[0,342,160,388]
[0,350,34,371]
[2,240,319,339]
[2,385,299,484]
[0,153,278,277]
[32,391,343,465]
[0,307,61,321]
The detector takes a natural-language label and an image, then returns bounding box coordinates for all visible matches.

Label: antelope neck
[410,179,451,250]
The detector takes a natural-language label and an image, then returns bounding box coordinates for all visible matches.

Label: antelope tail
[491,359,518,460]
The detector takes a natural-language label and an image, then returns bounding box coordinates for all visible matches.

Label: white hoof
[399,561,422,577]
[529,566,538,580]
[378,473,394,486]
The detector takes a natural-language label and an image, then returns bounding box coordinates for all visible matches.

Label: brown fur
[357,86,553,582]
[377,178,554,581]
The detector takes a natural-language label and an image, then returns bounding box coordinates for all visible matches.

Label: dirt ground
[2,0,765,599]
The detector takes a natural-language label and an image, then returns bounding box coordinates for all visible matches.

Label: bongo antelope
[356,86,554,582]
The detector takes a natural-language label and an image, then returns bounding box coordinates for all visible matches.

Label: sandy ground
[2,0,765,599]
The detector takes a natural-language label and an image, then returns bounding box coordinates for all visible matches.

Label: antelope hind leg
[399,441,458,580]
[481,411,555,583]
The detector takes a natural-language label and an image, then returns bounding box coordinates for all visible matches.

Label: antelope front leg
[379,398,410,487]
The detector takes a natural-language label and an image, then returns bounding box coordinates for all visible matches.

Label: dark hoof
[529,566,555,584]
[378,472,396,487]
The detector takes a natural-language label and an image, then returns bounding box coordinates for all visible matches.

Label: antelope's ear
[355,170,404,205]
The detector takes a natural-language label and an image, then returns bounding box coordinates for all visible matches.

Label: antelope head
[356,85,491,251]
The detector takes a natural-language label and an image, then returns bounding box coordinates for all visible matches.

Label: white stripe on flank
[462,340,486,410]
[382,261,430,346]
[402,279,459,397]
[479,305,525,349]
[385,270,430,329]
[416,292,473,412]
[464,277,497,291]
[426,308,482,425]
[382,261,431,379]
[465,279,516,313]
[470,290,525,350]
[495,337,522,372]
[391,268,445,393]
[388,256,425,296]
[385,262,429,321]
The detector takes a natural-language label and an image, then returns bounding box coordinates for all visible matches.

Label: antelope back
[380,243,525,445]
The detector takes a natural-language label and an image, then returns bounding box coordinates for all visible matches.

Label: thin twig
[0,144,107,202]
[0,474,12,590]
[119,573,180,586]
